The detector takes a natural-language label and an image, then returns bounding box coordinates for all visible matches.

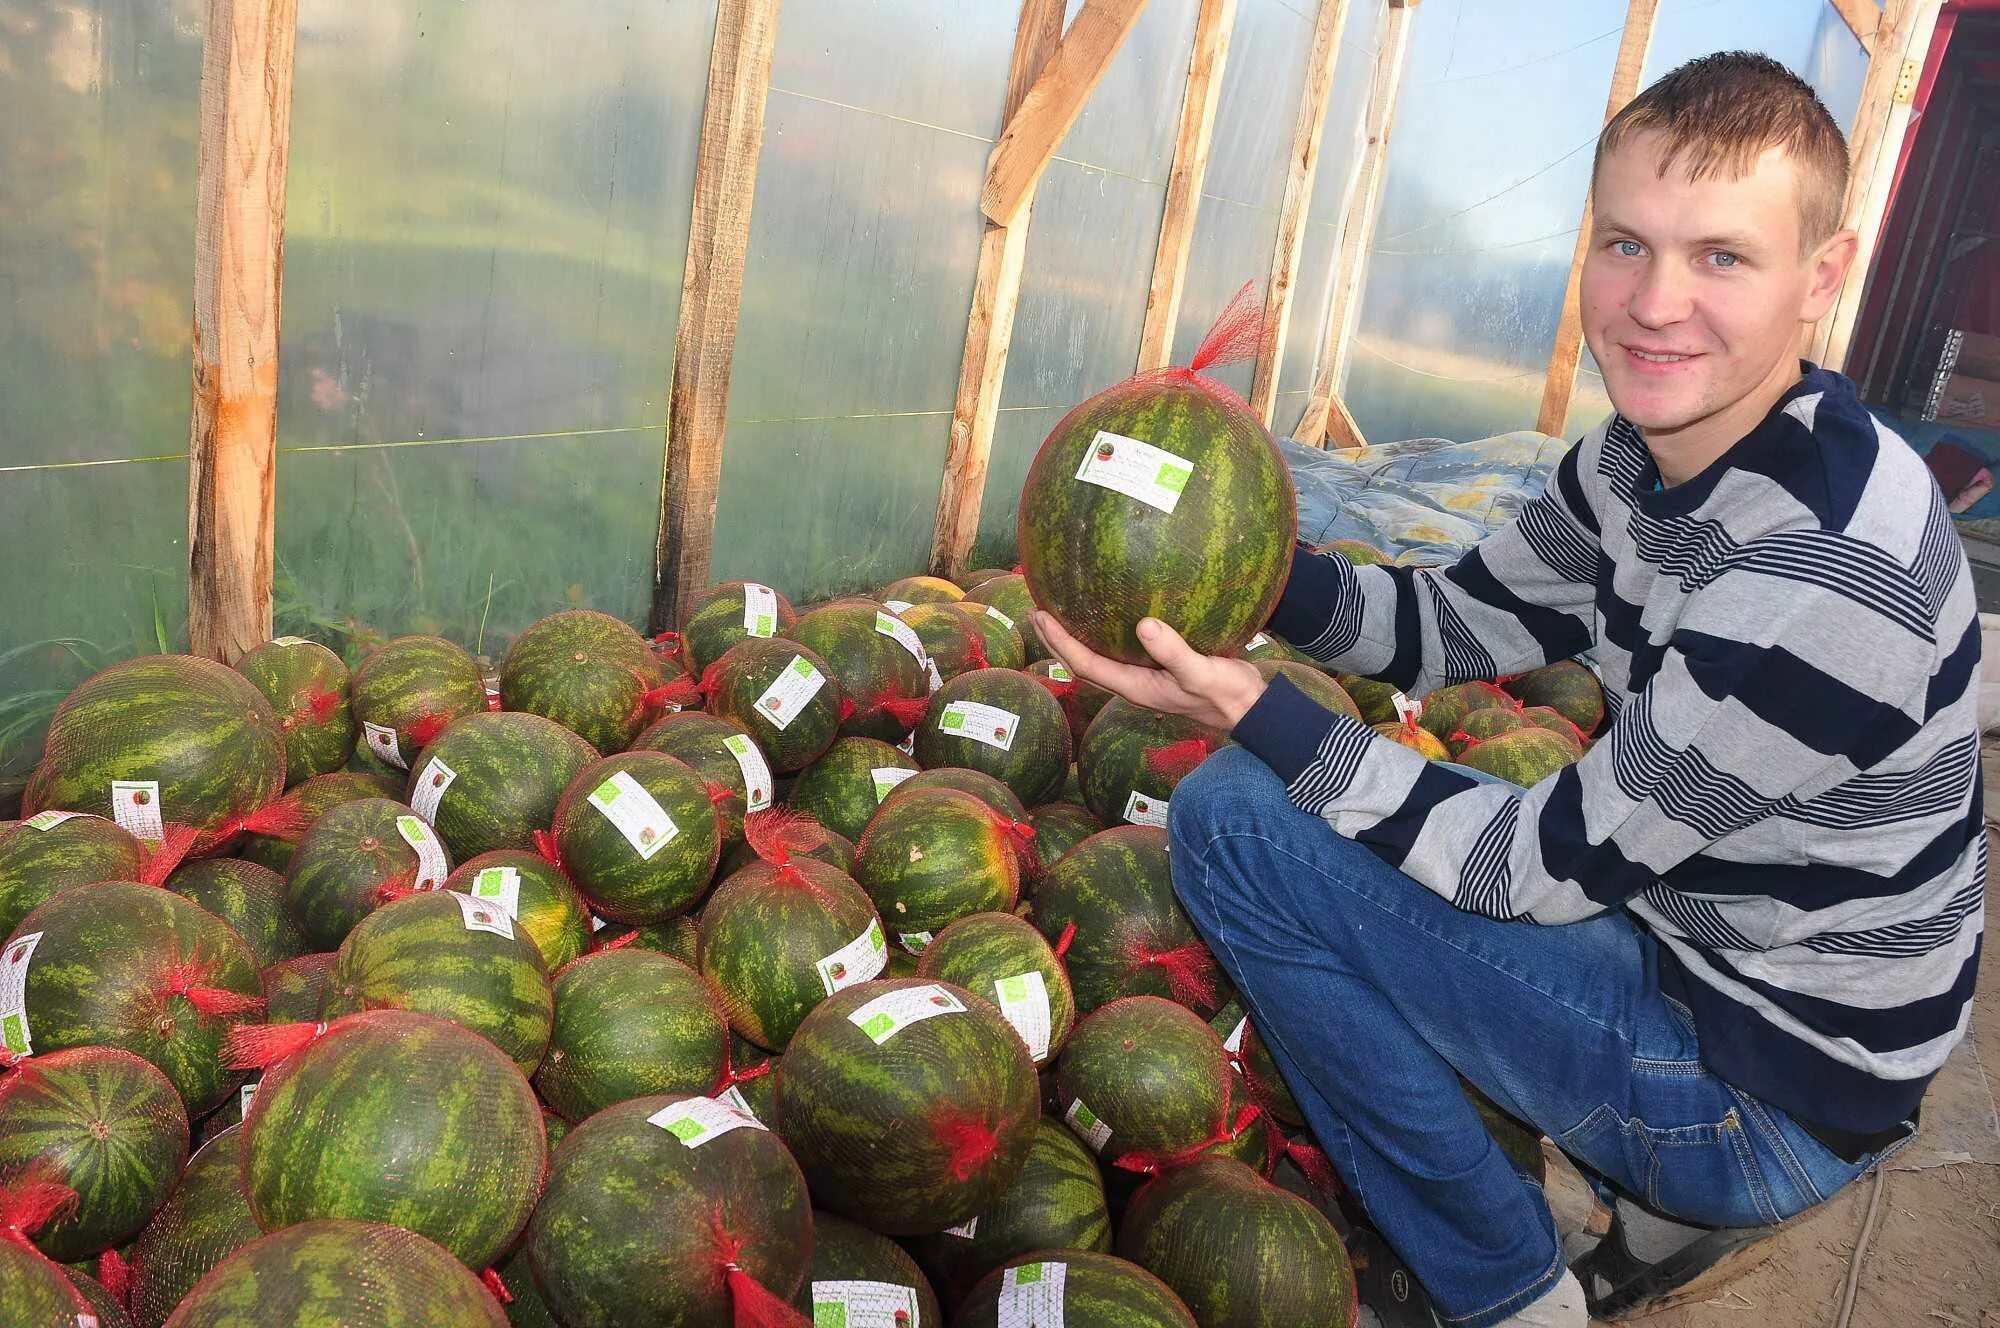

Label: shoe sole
[1601,1238,1775,1320]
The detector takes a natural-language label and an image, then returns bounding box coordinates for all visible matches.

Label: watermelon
[883,949,922,979]
[1236,1019,1303,1128]
[964,572,1046,662]
[1251,660,1360,719]
[1502,659,1606,735]
[1055,996,1233,1168]
[499,609,686,754]
[163,1220,509,1327]
[914,669,1069,807]
[284,797,450,950]
[0,1239,96,1328]
[1414,679,1515,740]
[1337,672,1408,726]
[702,824,884,1049]
[165,860,304,968]
[1077,700,1225,830]
[533,949,727,1122]
[881,575,963,606]
[1238,631,1315,668]
[1315,537,1389,565]
[320,890,555,1075]
[1033,828,1229,1016]
[784,600,933,742]
[1521,705,1588,756]
[954,602,1028,673]
[405,710,598,861]
[442,850,592,971]
[1027,659,1114,747]
[959,568,1013,590]
[896,602,987,683]
[1027,802,1101,872]
[3,883,261,1113]
[63,1269,131,1328]
[719,825,857,879]
[0,1047,187,1260]
[595,913,700,967]
[916,911,1075,1065]
[723,1031,780,1123]
[1117,1155,1356,1328]
[792,1211,942,1327]
[1457,727,1579,786]
[954,1252,1197,1328]
[348,635,486,774]
[1373,717,1449,759]
[526,1092,811,1328]
[236,638,355,785]
[492,1244,562,1328]
[31,656,286,852]
[678,579,798,676]
[1205,1071,1273,1172]
[774,977,1039,1234]
[1448,706,1528,756]
[239,1010,545,1268]
[880,767,1028,823]
[260,952,336,1023]
[0,814,146,939]
[551,752,721,925]
[235,770,400,872]
[854,789,1025,953]
[126,1126,260,1328]
[699,638,842,774]
[629,711,776,849]
[1018,371,1295,668]
[789,736,921,842]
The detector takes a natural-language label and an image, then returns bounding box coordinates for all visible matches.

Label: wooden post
[651,0,783,633]
[1248,0,1351,425]
[928,0,1067,582]
[981,0,1154,228]
[186,0,299,665]
[1137,0,1237,372]
[1532,0,1658,439]
[1829,0,1880,44]
[1296,0,1415,447]
[1809,0,1944,372]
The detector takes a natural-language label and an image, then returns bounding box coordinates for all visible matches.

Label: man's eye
[1614,239,1644,258]
[1710,251,1741,268]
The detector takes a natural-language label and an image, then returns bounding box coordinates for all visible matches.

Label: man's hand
[1032,611,1268,732]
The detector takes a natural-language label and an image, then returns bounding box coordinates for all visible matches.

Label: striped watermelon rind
[1077,699,1223,830]
[783,600,931,743]
[629,711,774,850]
[953,603,1028,673]
[1026,803,1102,874]
[532,949,728,1123]
[0,1241,90,1327]
[0,814,146,940]
[348,636,487,772]
[283,797,442,951]
[236,770,400,873]
[406,711,599,861]
[789,736,921,844]
[854,789,1022,946]
[792,1210,943,1326]
[895,602,986,684]
[914,669,1070,807]
[1251,660,1361,720]
[442,850,593,973]
[1502,659,1606,735]
[165,859,306,969]
[499,609,675,755]
[236,638,355,785]
[1458,727,1579,786]
[916,911,1075,1065]
[594,914,700,967]
[551,752,722,926]
[260,952,336,1025]
[881,575,964,606]
[679,580,799,677]
[1054,996,1233,1163]
[126,1124,260,1328]
[717,826,857,881]
[698,859,882,1050]
[955,1251,1198,1328]
[880,767,1027,823]
[703,638,842,774]
[964,573,1046,663]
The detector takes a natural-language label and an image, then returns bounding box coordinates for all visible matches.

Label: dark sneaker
[1570,1208,1775,1319]
[1346,1226,1445,1328]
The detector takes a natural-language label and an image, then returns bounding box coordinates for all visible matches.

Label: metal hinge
[1894,57,1920,106]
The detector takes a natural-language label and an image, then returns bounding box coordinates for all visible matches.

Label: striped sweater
[1236,365,1984,1135]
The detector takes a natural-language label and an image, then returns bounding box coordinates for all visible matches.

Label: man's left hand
[1032,611,1267,732]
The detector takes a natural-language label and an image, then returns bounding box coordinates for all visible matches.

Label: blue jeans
[1169,748,1904,1328]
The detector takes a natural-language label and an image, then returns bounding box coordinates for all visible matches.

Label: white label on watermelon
[22,811,84,831]
[395,815,448,890]
[722,733,774,813]
[717,1084,758,1120]
[743,583,779,638]
[994,971,1052,1060]
[410,757,456,823]
[811,1281,921,1328]
[899,731,919,756]
[884,599,915,615]
[816,918,887,997]
[588,771,680,861]
[468,865,522,919]
[1392,691,1422,723]
[1245,632,1271,653]
[924,658,944,695]
[1121,789,1169,828]
[1064,1098,1112,1153]
[271,636,311,647]
[871,767,918,804]
[938,701,1017,752]
[754,655,827,733]
[998,1261,1067,1325]
[239,1080,258,1117]
[362,721,407,770]
[0,932,41,1057]
[649,1093,765,1147]
[110,780,165,841]
[874,611,929,667]
[982,604,1017,632]
[1222,1015,1249,1056]
[898,931,933,954]
[848,983,964,1045]
[452,890,515,939]
[77,1314,98,1328]
[1075,430,1194,516]
[1043,663,1073,684]
[591,913,610,933]
[945,1216,979,1239]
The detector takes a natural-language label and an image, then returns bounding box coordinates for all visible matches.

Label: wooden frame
[1248,0,1352,425]
[650,0,784,633]
[1829,0,1882,44]
[186,0,300,665]
[1532,0,1659,439]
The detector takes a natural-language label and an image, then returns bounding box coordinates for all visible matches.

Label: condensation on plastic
[1284,432,1566,562]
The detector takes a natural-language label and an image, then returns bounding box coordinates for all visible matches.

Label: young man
[1036,53,1983,1328]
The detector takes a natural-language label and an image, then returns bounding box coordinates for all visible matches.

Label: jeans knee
[1166,745,1273,849]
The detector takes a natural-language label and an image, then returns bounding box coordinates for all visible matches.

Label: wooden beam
[1137,0,1237,372]
[1248,0,1352,425]
[981,0,1153,227]
[651,0,783,632]
[1829,0,1881,45]
[1296,0,1415,445]
[1533,0,1659,439]
[1324,390,1368,450]
[187,0,299,664]
[1810,0,1944,372]
[927,0,1068,582]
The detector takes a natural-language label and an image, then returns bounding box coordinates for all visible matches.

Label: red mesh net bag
[233,637,356,786]
[0,1169,105,1327]
[284,796,453,951]
[1018,281,1298,667]
[125,1113,262,1327]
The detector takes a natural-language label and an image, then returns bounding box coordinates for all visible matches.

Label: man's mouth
[1624,345,1699,365]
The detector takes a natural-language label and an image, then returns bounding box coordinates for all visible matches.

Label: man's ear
[1800,228,1858,322]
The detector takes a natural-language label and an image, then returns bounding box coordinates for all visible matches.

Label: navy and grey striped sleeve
[1236,544,1941,924]
[1269,439,1602,691]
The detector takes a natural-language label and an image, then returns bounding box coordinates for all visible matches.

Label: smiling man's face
[1582,129,1850,453]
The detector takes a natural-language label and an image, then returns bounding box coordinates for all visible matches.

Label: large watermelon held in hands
[955,1251,1198,1328]
[165,859,305,969]
[236,637,355,785]
[1055,996,1235,1171]
[788,735,921,843]
[0,1046,188,1260]
[678,579,798,676]
[348,635,487,774]
[855,788,1026,954]
[794,1210,943,1327]
[126,1125,261,1328]
[914,668,1070,807]
[699,638,842,774]
[235,769,400,873]
[526,1092,812,1328]
[629,710,776,850]
[784,600,933,743]
[916,911,1075,1065]
[234,1009,546,1270]
[532,948,728,1123]
[775,977,1039,1235]
[283,797,451,950]
[1077,699,1225,830]
[441,849,592,972]
[405,710,598,861]
[499,609,692,755]
[0,813,146,939]
[550,751,722,926]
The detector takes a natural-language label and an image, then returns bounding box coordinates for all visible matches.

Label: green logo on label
[1156,462,1192,493]
[665,1117,705,1143]
[1072,1103,1098,1129]
[998,975,1027,1002]
[755,614,775,635]
[813,1304,848,1328]
[1,1014,26,1053]
[473,868,506,897]
[1017,1262,1046,1285]
[791,657,814,677]
[860,1012,895,1041]
[941,711,965,730]
[396,816,427,840]
[725,735,750,754]
[594,780,621,804]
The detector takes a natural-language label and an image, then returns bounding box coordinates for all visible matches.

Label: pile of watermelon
[0,363,1603,1324]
